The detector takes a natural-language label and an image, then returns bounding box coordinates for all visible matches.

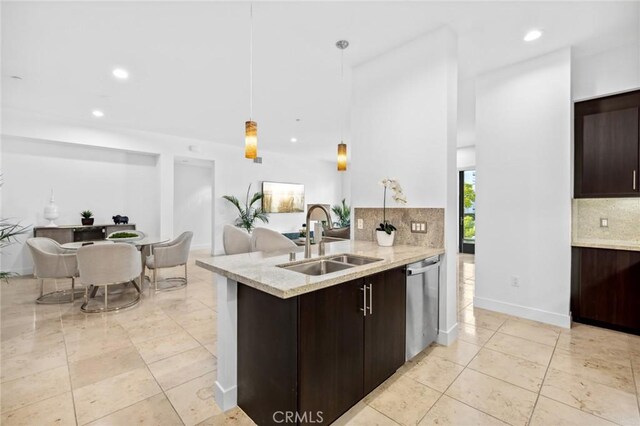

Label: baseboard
[437,322,458,346]
[215,380,237,411]
[474,296,571,328]
[190,243,212,251]
[12,267,34,277]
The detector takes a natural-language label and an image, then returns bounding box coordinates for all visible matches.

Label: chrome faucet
[305,204,333,259]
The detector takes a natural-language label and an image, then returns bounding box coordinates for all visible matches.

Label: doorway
[459,170,476,254]
[173,159,214,252]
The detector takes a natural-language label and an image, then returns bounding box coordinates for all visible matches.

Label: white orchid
[378,177,408,234]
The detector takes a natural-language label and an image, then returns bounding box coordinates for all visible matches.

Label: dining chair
[145,231,193,291]
[223,225,252,255]
[250,227,297,253]
[26,237,80,304]
[77,243,142,313]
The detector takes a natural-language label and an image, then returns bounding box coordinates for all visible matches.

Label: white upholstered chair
[223,225,252,255]
[77,243,142,313]
[250,227,297,253]
[26,237,80,304]
[145,231,193,291]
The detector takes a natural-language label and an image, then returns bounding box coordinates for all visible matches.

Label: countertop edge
[572,241,640,252]
[196,247,445,299]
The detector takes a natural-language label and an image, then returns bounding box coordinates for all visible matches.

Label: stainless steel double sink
[278,254,383,276]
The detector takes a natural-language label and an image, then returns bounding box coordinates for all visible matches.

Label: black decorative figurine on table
[112,215,129,225]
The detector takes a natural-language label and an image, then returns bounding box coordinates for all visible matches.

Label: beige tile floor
[2,252,640,425]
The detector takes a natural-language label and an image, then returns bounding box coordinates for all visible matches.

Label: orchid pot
[376,229,396,247]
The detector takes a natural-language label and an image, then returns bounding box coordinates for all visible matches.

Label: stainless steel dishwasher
[406,255,440,361]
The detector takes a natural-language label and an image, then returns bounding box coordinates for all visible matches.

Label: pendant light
[245,4,257,159]
[336,40,349,171]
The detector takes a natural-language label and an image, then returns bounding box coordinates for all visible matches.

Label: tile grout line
[59,310,80,426]
[525,331,559,426]
[416,315,510,425]
[140,282,218,425]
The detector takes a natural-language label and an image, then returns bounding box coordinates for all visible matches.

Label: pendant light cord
[340,47,344,143]
[249,3,253,120]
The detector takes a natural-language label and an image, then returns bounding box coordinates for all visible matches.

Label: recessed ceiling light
[290,137,298,143]
[524,29,542,42]
[92,110,104,117]
[112,68,129,79]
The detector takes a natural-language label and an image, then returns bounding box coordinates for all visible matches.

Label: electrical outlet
[600,218,609,228]
[357,218,364,230]
[411,221,427,233]
[510,276,520,287]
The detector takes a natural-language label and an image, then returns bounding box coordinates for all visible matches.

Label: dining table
[61,236,169,288]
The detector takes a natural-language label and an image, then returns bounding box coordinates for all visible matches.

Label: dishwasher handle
[407,262,440,276]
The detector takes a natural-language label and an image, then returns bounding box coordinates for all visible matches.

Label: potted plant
[222,184,269,232]
[331,199,351,228]
[376,178,407,246]
[80,210,94,226]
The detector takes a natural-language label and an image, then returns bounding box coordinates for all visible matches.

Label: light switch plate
[600,218,609,228]
[411,221,427,234]
[357,218,364,229]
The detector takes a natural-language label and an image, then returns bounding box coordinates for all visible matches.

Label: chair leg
[71,278,75,303]
[104,286,108,310]
[154,269,158,291]
[185,264,188,283]
[39,279,44,297]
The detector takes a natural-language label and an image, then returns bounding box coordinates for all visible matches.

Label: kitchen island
[196,240,444,425]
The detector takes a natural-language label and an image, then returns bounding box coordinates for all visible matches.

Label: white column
[158,153,174,239]
[215,274,238,410]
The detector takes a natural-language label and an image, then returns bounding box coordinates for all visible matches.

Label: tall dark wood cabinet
[571,248,640,333]
[575,90,640,198]
[237,267,407,425]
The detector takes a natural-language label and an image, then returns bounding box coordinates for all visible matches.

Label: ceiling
[2,1,638,160]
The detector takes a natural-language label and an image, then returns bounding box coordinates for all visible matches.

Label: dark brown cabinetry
[34,224,136,244]
[575,90,640,198]
[571,247,640,334]
[237,267,406,425]
[363,267,407,394]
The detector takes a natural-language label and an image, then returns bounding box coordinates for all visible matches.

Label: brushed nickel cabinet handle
[634,170,637,191]
[368,284,373,315]
[360,286,367,317]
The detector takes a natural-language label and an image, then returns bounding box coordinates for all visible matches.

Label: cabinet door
[298,279,365,425]
[575,89,640,198]
[578,248,640,332]
[364,267,407,394]
[580,108,639,196]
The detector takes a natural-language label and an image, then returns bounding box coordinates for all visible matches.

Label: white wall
[1,136,161,273]
[457,77,476,148]
[351,27,459,343]
[1,110,343,269]
[174,161,214,250]
[572,42,640,101]
[457,146,476,170]
[475,48,572,327]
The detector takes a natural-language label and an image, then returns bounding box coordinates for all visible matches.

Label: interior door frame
[459,170,476,254]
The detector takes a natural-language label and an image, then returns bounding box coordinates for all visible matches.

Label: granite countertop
[196,240,445,299]
[571,239,640,252]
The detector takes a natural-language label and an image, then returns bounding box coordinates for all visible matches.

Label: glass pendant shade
[245,120,257,159]
[337,142,347,171]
